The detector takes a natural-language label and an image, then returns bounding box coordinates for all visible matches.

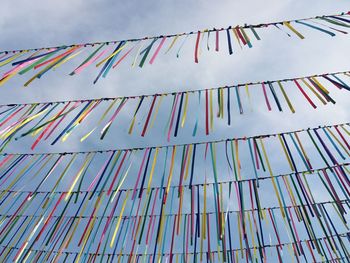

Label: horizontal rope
[1,69,348,107]
[0,199,346,219]
[1,11,348,55]
[0,232,347,258]
[1,162,348,194]
[0,121,348,155]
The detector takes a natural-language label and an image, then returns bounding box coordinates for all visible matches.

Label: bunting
[1,119,350,261]
[1,121,350,184]
[0,124,350,262]
[1,232,348,262]
[1,7,350,263]
[0,70,348,150]
[0,12,349,86]
[1,163,349,262]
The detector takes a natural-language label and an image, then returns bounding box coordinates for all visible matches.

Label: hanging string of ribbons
[0,158,350,262]
[1,121,350,262]
[1,6,349,263]
[0,12,349,86]
[1,232,349,262]
[0,70,349,150]
[1,164,349,262]
[1,161,349,194]
[1,121,350,196]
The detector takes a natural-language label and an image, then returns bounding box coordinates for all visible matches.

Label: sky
[0,0,350,262]
[0,0,349,153]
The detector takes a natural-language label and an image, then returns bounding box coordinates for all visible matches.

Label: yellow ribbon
[247,212,257,260]
[310,77,329,94]
[111,151,136,202]
[294,132,312,166]
[0,51,27,67]
[147,147,159,194]
[245,84,253,111]
[149,95,164,129]
[65,153,94,201]
[283,21,305,39]
[0,51,40,86]
[232,28,242,49]
[110,190,130,247]
[80,99,118,142]
[278,134,294,171]
[165,146,177,200]
[340,124,350,136]
[50,154,77,196]
[96,42,129,67]
[331,203,349,229]
[181,92,189,128]
[164,35,179,54]
[235,139,242,180]
[128,97,143,134]
[237,212,243,258]
[219,88,224,118]
[53,49,84,69]
[1,108,48,139]
[184,144,193,181]
[277,81,295,113]
[62,102,99,142]
[259,138,285,218]
[301,78,326,105]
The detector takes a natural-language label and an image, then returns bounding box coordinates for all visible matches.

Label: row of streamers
[1,122,350,197]
[0,166,350,262]
[1,124,350,261]
[0,12,349,86]
[0,233,349,262]
[0,71,349,149]
[0,236,348,263]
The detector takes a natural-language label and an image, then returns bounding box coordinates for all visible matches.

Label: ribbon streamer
[0,12,348,86]
[0,70,348,149]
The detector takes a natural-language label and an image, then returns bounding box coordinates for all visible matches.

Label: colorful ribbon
[0,71,348,150]
[0,12,348,86]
